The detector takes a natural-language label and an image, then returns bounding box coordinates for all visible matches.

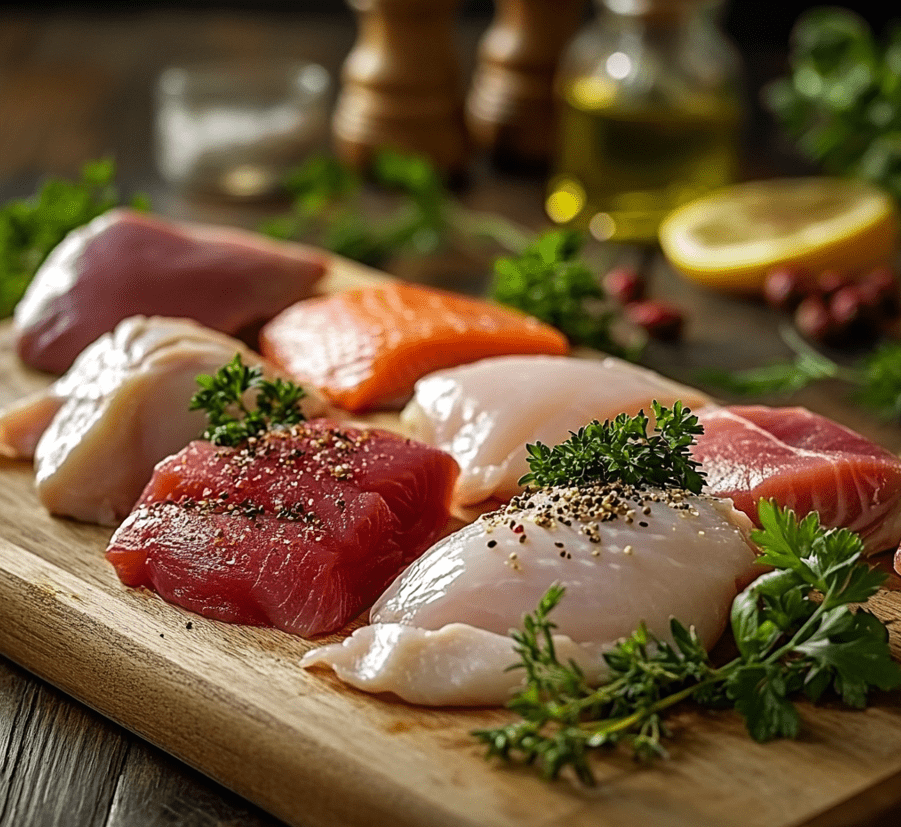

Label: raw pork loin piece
[401,354,711,507]
[0,316,327,525]
[15,208,326,373]
[106,420,460,637]
[692,405,901,555]
[302,483,759,705]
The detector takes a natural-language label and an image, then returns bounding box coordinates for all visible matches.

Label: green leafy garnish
[474,500,901,784]
[263,148,537,267]
[765,7,901,199]
[190,354,307,447]
[518,400,705,494]
[0,158,147,318]
[698,325,901,419]
[491,230,631,356]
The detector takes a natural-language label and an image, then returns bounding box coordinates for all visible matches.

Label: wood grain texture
[2,256,901,827]
[0,656,286,827]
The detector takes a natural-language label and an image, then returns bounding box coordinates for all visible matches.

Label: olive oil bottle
[548,0,742,243]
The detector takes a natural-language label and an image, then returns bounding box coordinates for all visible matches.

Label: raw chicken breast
[0,316,326,525]
[401,355,712,507]
[107,420,460,636]
[15,208,326,373]
[693,405,901,555]
[302,483,759,705]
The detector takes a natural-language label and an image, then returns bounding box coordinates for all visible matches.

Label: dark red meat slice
[692,405,901,555]
[106,419,459,636]
[14,208,325,373]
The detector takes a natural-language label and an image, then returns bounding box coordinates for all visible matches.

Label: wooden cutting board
[2,256,901,827]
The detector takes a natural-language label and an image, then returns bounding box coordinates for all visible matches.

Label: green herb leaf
[190,354,307,447]
[261,149,448,267]
[0,158,145,318]
[490,229,632,356]
[697,327,901,422]
[765,8,901,199]
[518,400,705,493]
[856,341,901,418]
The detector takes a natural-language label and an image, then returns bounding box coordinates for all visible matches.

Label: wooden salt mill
[466,0,586,170]
[332,0,469,176]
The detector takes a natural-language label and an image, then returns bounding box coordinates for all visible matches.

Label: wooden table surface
[1,7,901,827]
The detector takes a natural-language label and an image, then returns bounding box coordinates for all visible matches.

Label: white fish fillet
[401,355,712,507]
[302,485,759,706]
[0,316,327,525]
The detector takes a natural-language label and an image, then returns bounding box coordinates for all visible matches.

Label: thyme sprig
[190,354,307,447]
[699,325,901,419]
[518,400,705,493]
[475,501,901,784]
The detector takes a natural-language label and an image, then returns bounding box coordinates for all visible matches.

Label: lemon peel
[659,178,899,294]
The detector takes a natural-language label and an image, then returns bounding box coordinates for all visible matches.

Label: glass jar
[155,62,330,199]
[546,0,743,242]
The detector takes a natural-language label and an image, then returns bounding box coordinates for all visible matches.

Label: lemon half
[658,178,899,294]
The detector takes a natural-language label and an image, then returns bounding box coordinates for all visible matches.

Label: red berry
[860,266,901,319]
[625,300,684,341]
[816,270,852,296]
[763,267,809,311]
[603,266,645,304]
[829,285,866,328]
[794,295,835,343]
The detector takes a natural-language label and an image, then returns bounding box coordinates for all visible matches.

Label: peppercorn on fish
[106,419,460,637]
[301,482,758,705]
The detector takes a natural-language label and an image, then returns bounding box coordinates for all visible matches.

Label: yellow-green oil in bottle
[547,76,740,242]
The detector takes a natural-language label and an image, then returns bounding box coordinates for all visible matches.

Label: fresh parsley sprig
[263,148,532,267]
[765,8,901,200]
[698,325,901,419]
[475,501,901,784]
[518,400,705,493]
[491,230,633,357]
[190,354,307,447]
[0,158,147,318]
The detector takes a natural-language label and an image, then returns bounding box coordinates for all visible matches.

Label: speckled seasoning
[106,418,459,637]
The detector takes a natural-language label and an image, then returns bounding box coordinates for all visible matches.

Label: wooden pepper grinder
[332,0,469,176]
[466,0,585,171]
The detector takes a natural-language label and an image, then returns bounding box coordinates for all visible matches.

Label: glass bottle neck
[595,0,700,28]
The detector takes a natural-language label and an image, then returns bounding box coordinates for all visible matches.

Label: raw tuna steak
[15,208,325,373]
[106,420,459,636]
[692,405,901,555]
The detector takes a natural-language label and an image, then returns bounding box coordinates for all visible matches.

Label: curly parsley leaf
[190,354,307,447]
[518,400,705,493]
[765,8,901,200]
[475,501,901,784]
[490,229,633,357]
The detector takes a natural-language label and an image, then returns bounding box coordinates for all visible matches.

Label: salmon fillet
[259,282,569,412]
